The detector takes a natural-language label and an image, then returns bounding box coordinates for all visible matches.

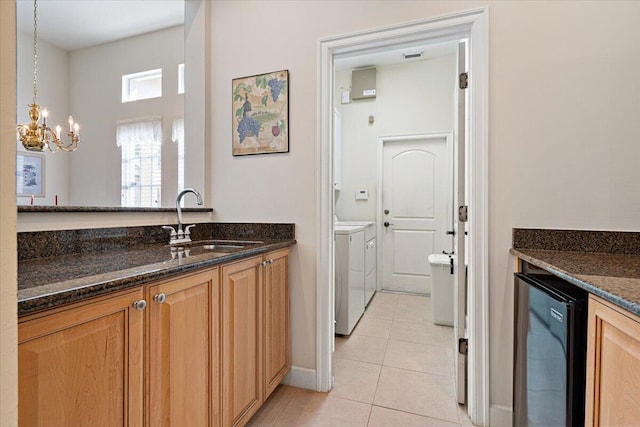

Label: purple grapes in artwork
[237,116,262,142]
[268,78,282,102]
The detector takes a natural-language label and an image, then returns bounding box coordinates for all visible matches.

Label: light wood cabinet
[585,295,640,426]
[18,288,145,427]
[221,256,264,427]
[18,248,291,427]
[220,248,292,427]
[147,268,220,427]
[263,248,291,399]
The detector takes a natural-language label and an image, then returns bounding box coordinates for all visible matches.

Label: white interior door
[454,40,468,405]
[381,137,450,294]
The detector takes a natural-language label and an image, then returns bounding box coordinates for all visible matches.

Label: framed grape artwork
[232,69,289,156]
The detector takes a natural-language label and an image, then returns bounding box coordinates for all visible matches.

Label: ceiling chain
[32,0,38,104]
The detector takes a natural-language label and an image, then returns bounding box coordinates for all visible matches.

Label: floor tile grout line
[268,387,299,426]
[380,363,456,379]
[386,336,456,352]
[370,403,463,426]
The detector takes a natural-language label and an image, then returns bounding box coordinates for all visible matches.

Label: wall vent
[351,68,376,100]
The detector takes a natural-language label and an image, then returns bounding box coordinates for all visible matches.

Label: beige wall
[209,1,640,422]
[68,26,185,207]
[1,0,18,424]
[7,1,640,424]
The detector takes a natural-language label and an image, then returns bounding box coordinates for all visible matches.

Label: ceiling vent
[351,68,376,100]
[403,51,423,60]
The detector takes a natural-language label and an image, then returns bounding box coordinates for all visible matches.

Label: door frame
[316,7,489,425]
[377,133,454,293]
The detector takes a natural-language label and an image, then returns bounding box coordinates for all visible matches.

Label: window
[117,118,162,207]
[122,69,162,103]
[178,63,185,94]
[172,118,185,197]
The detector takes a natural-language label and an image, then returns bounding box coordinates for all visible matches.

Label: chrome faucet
[163,188,203,245]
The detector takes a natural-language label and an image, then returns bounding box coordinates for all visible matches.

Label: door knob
[384,209,390,215]
[384,221,394,227]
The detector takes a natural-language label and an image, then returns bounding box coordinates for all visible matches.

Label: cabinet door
[18,289,144,427]
[147,268,220,427]
[221,256,263,427]
[263,249,291,398]
[586,296,640,426]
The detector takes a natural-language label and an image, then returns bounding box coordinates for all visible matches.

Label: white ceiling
[16,0,184,51]
[334,39,458,72]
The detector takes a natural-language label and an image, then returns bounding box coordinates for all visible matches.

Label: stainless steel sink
[174,239,264,251]
[198,243,244,250]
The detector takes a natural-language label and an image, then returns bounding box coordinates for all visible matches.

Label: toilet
[428,254,454,326]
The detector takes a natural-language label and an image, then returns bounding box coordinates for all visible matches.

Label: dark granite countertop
[18,222,296,317]
[19,239,295,316]
[18,206,214,213]
[511,228,640,317]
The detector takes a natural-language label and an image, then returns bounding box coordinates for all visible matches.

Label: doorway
[316,8,489,426]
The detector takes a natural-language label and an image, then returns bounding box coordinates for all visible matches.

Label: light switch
[341,90,350,104]
[355,190,369,200]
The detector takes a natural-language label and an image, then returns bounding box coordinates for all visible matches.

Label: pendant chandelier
[16,0,81,152]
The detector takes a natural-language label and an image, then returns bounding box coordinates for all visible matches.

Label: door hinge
[459,72,468,90]
[458,205,468,222]
[458,338,468,355]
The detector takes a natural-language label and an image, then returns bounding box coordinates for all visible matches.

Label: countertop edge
[18,240,295,317]
[511,248,640,317]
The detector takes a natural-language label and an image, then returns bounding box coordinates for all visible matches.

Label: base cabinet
[18,289,145,427]
[18,250,290,427]
[585,295,640,426]
[221,256,264,427]
[263,249,291,399]
[220,248,291,427]
[147,268,220,427]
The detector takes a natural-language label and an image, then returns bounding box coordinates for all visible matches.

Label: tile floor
[247,292,474,426]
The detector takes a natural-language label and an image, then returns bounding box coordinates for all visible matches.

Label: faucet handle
[184,224,196,236]
[162,225,177,238]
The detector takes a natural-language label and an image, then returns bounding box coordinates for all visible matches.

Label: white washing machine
[335,221,376,306]
[334,224,366,335]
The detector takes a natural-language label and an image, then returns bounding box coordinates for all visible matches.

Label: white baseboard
[489,404,512,427]
[282,366,317,391]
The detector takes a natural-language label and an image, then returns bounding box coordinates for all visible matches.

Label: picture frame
[232,69,289,156]
[16,152,45,197]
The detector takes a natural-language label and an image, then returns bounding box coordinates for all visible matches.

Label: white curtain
[116,117,162,147]
[117,117,163,207]
[171,117,184,144]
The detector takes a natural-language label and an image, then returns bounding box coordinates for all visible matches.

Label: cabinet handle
[132,300,147,311]
[269,259,274,265]
[153,293,167,304]
[261,261,268,267]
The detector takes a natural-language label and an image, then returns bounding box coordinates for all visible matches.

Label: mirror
[16,0,206,208]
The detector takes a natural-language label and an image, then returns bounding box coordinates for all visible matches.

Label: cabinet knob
[261,261,268,267]
[269,259,274,265]
[153,293,167,304]
[132,300,147,311]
